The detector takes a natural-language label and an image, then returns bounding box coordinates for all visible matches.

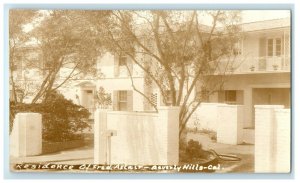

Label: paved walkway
[187,132,254,173]
[10,145,94,165]
[11,132,254,173]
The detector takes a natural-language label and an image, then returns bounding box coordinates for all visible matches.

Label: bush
[10,92,91,142]
[180,139,211,163]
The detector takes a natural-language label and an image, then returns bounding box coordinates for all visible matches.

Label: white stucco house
[10,18,291,144]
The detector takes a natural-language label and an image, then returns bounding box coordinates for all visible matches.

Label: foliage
[87,10,242,138]
[10,92,91,142]
[180,139,210,163]
[95,86,112,109]
[10,10,110,104]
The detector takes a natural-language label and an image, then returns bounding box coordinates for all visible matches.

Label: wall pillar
[10,113,42,157]
[158,106,180,165]
[244,87,253,128]
[254,105,285,173]
[94,109,108,164]
[274,108,291,173]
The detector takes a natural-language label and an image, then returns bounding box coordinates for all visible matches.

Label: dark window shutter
[126,90,133,111]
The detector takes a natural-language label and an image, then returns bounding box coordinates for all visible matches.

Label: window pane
[233,41,242,55]
[267,39,273,56]
[225,90,236,103]
[276,38,281,56]
[119,102,127,111]
[118,90,127,111]
[119,91,127,101]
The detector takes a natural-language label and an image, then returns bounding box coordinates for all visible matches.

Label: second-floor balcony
[234,55,290,73]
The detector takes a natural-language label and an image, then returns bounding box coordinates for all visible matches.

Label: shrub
[180,139,211,163]
[10,92,91,142]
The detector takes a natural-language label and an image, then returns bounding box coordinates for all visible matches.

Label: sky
[242,10,290,23]
[23,10,291,33]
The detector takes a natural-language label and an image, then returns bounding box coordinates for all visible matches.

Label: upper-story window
[267,38,282,57]
[119,55,127,67]
[233,40,242,56]
[114,54,133,77]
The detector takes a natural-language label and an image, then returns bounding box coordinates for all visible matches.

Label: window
[86,90,93,94]
[196,90,209,102]
[119,56,127,67]
[267,38,282,57]
[233,40,242,55]
[225,90,237,104]
[113,90,133,111]
[275,38,281,56]
[118,90,127,111]
[267,39,273,56]
[117,55,132,76]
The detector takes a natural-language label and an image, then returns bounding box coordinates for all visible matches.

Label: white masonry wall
[274,108,291,173]
[217,105,244,145]
[188,103,224,131]
[255,105,290,173]
[94,107,179,165]
[10,113,42,157]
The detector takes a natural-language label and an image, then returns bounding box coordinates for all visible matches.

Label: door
[266,38,283,70]
[84,90,95,119]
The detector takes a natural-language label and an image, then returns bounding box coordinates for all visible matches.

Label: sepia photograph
[8,9,291,174]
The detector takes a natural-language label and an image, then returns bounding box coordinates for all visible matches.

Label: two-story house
[205,18,291,129]
[10,18,291,139]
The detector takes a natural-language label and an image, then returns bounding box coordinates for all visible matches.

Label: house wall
[96,77,145,111]
[97,52,144,78]
[208,73,290,128]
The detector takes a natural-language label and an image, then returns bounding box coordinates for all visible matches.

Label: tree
[10,10,111,104]
[89,10,242,139]
[9,10,38,102]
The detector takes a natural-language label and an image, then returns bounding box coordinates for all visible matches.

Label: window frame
[267,37,282,57]
[118,90,128,111]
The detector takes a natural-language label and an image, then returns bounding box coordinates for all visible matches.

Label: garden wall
[94,107,179,165]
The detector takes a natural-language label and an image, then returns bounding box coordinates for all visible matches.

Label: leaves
[10,92,90,142]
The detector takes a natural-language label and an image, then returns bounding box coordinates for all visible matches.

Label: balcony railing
[218,56,290,74]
